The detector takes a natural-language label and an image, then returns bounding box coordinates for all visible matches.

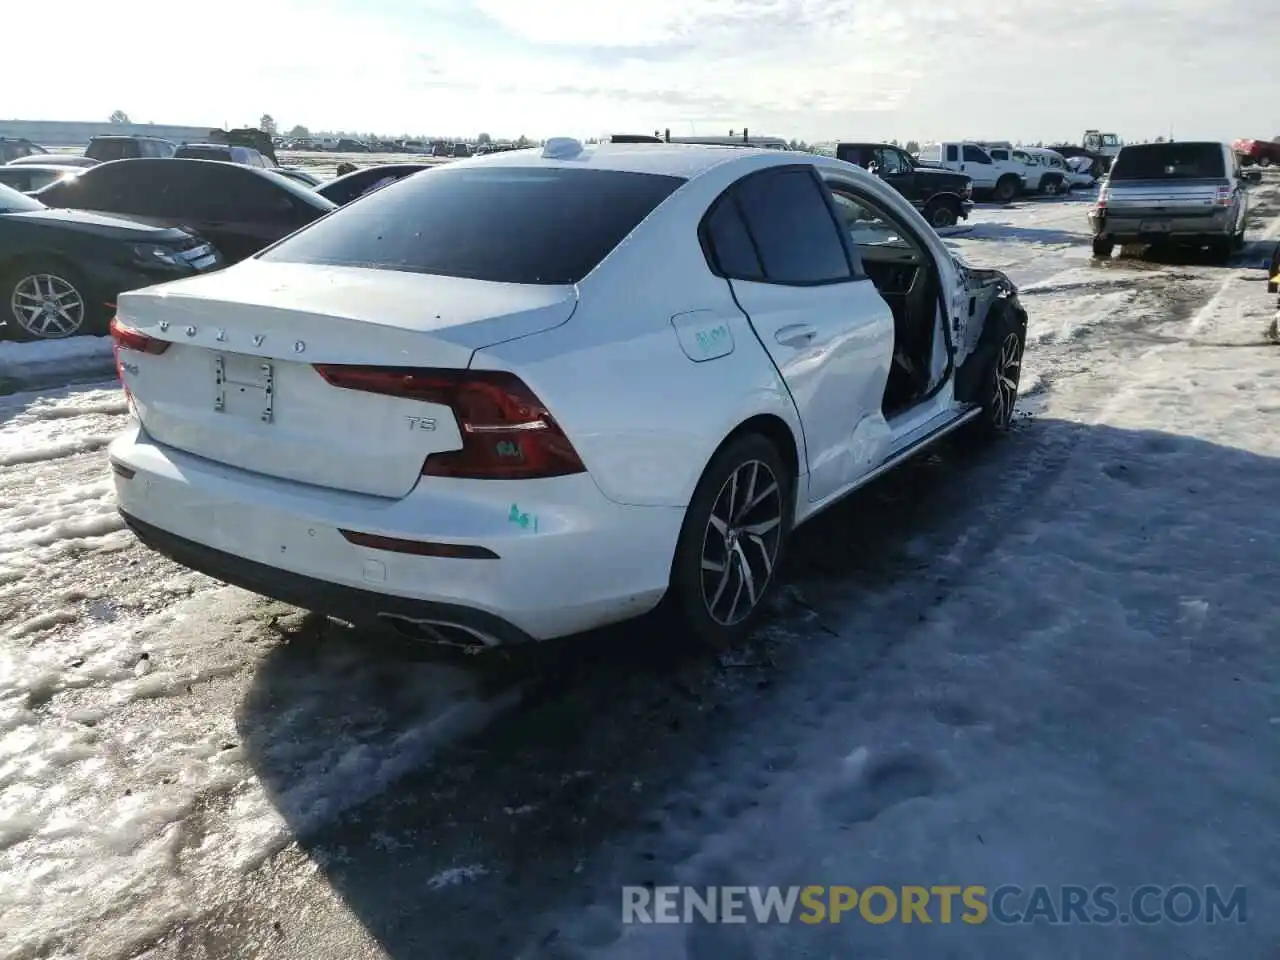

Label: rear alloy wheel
[925,199,960,229]
[5,265,88,341]
[668,434,790,649]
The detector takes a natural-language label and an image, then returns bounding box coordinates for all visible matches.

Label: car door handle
[775,324,817,347]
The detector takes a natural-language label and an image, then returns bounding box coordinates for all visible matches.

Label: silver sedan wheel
[991,332,1022,428]
[700,459,784,626]
[10,272,86,339]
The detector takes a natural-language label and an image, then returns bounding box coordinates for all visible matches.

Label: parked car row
[0,152,442,340]
[914,141,1099,202]
[831,139,1096,228]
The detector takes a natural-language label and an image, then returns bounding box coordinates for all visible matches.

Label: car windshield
[260,165,685,284]
[0,182,44,213]
[1109,143,1225,180]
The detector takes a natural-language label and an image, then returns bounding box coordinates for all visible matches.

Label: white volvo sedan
[108,138,1027,650]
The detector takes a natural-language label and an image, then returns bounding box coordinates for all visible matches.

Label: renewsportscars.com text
[622,884,1247,925]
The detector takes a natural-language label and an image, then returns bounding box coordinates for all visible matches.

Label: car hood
[913,165,966,181]
[8,208,196,243]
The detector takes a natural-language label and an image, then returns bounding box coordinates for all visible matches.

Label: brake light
[1214,185,1232,207]
[109,316,169,391]
[109,316,170,355]
[1096,184,1109,210]
[312,366,586,480]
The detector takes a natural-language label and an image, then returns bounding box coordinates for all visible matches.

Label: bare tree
[260,114,278,135]
[109,110,130,124]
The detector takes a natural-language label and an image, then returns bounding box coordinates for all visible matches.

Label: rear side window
[1109,143,1226,180]
[835,144,869,167]
[962,146,990,164]
[261,166,684,284]
[701,197,763,280]
[730,168,852,285]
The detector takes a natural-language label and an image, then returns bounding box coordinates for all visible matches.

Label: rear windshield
[85,139,134,162]
[177,145,232,161]
[1109,143,1225,180]
[260,166,685,284]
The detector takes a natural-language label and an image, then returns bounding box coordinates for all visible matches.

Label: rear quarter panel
[470,153,809,509]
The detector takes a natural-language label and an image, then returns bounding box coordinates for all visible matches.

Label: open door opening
[827,189,942,418]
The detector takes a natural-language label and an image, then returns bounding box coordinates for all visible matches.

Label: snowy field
[2,179,1279,960]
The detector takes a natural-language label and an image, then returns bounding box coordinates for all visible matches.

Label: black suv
[0,138,47,163]
[836,142,973,228]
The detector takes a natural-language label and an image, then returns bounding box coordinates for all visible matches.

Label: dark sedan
[315,163,431,206]
[34,158,337,263]
[0,183,221,341]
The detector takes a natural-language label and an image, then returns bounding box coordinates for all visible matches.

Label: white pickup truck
[916,141,1025,202]
[979,143,1066,195]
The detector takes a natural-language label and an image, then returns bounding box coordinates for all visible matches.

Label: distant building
[0,119,216,147]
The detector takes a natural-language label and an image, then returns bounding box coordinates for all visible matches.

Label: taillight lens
[1214,185,1232,207]
[312,365,587,480]
[109,316,169,390]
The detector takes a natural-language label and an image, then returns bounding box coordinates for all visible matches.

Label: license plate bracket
[1140,220,1172,233]
[214,354,274,423]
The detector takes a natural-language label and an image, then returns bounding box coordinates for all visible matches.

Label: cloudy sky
[10,0,1276,142]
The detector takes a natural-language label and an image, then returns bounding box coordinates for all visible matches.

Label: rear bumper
[120,511,537,645]
[1089,209,1233,241]
[109,424,682,642]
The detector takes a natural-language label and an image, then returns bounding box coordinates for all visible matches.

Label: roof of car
[461,141,787,179]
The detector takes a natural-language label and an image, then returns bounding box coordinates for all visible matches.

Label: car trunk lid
[115,261,577,498]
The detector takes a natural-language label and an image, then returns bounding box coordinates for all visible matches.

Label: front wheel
[959,305,1026,447]
[666,434,791,650]
[2,260,92,341]
[924,198,960,229]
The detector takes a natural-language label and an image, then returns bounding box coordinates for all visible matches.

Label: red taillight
[1214,185,1232,207]
[109,316,169,394]
[109,316,169,356]
[312,365,587,480]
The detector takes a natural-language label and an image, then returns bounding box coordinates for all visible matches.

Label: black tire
[1231,230,1245,252]
[1091,237,1115,259]
[958,303,1026,447]
[994,176,1019,203]
[1259,156,1272,168]
[666,433,792,650]
[923,198,960,229]
[1040,175,1063,196]
[1,258,95,342]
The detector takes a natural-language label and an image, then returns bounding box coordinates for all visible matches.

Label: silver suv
[1089,141,1261,260]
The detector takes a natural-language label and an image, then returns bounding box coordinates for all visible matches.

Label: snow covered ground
[1,180,1278,960]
